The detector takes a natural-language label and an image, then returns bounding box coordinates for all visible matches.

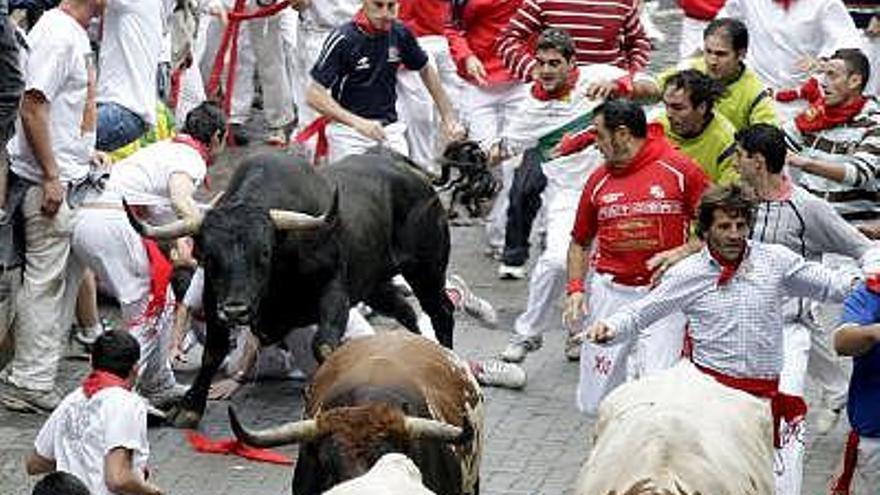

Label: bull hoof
[169,407,203,429]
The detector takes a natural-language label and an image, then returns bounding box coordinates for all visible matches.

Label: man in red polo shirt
[563,99,710,416]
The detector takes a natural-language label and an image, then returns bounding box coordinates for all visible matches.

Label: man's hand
[584,80,617,100]
[442,118,466,143]
[487,142,507,167]
[572,321,616,345]
[287,0,311,11]
[562,292,587,330]
[786,151,810,170]
[41,177,64,217]
[464,55,488,86]
[646,242,700,286]
[353,118,386,142]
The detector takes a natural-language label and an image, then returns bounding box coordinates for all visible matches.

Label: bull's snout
[217,302,251,324]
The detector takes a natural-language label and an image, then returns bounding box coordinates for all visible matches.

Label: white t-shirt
[98,140,207,222]
[719,0,863,90]
[7,8,95,184]
[97,0,164,125]
[34,387,150,495]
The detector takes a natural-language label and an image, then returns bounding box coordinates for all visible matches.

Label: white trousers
[72,208,177,394]
[512,190,580,342]
[854,436,880,495]
[775,321,813,495]
[8,185,83,391]
[577,274,686,416]
[865,34,880,98]
[0,267,20,356]
[230,13,294,129]
[462,82,528,249]
[293,25,334,129]
[679,16,708,59]
[395,35,461,175]
[326,121,409,164]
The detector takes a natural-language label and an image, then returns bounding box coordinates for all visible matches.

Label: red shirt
[444,0,522,85]
[498,0,651,81]
[399,0,449,37]
[677,0,727,20]
[571,124,710,286]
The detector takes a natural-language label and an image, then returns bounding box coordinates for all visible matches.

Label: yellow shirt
[659,112,739,185]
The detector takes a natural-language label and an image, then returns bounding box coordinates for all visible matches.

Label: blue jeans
[96,102,146,152]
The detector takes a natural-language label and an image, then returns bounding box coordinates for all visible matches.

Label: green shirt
[659,112,739,185]
[659,58,778,131]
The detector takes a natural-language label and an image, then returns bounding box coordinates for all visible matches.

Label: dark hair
[33,472,91,495]
[535,28,576,60]
[594,99,648,138]
[735,124,787,174]
[704,18,748,53]
[182,101,226,147]
[696,184,755,239]
[663,69,727,114]
[91,330,141,379]
[831,48,871,92]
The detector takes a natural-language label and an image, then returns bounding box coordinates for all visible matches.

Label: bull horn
[123,199,202,240]
[403,417,463,442]
[228,406,320,447]
[269,188,339,231]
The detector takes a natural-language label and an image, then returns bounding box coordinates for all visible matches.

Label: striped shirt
[603,242,855,379]
[497,0,651,81]
[750,184,880,321]
[784,97,880,223]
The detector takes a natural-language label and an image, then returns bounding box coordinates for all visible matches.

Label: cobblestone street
[0,5,857,495]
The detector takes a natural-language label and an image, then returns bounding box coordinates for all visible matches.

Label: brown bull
[230,332,484,495]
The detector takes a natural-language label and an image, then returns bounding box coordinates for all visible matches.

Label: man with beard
[563,98,710,417]
[581,184,859,495]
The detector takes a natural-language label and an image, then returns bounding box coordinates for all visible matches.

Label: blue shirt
[310,20,428,125]
[840,283,880,438]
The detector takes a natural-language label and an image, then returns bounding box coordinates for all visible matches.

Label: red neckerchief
[866,272,880,293]
[795,95,868,134]
[768,173,793,201]
[531,67,579,101]
[708,244,745,286]
[132,240,173,325]
[354,8,391,35]
[173,134,212,168]
[82,370,131,399]
[185,431,294,465]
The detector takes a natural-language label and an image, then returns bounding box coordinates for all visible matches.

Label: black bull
[127,149,454,428]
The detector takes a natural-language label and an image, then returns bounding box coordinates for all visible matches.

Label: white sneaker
[564,335,581,362]
[142,383,188,410]
[814,406,842,435]
[470,359,526,389]
[446,274,497,329]
[500,337,542,363]
[74,323,104,346]
[498,264,527,280]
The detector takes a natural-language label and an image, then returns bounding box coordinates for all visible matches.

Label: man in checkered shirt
[583,184,859,495]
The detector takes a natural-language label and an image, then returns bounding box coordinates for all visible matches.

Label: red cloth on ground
[708,244,745,286]
[185,430,294,465]
[531,67,579,101]
[831,430,861,495]
[82,370,131,399]
[694,362,807,448]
